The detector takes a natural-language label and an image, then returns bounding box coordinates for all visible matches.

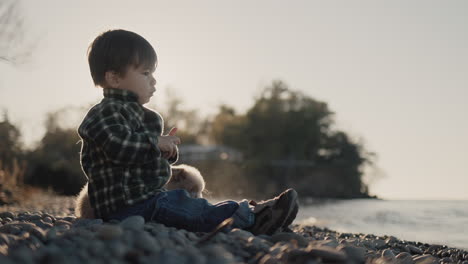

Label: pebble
[97,224,123,240]
[0,212,15,219]
[133,231,160,253]
[338,245,366,263]
[306,246,347,262]
[373,239,387,249]
[0,194,466,264]
[54,220,72,226]
[396,252,415,264]
[382,248,396,259]
[386,236,398,244]
[270,232,308,247]
[408,244,423,254]
[119,215,145,230]
[413,254,439,264]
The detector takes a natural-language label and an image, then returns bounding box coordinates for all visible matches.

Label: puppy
[75,164,206,219]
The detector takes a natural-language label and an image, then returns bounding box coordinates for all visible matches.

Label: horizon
[1,0,467,200]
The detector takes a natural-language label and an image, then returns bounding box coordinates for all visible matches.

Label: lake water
[295,199,468,250]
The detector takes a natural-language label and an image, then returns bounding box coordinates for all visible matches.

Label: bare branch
[0,0,34,65]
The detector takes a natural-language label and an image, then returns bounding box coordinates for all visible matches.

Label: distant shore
[0,192,466,264]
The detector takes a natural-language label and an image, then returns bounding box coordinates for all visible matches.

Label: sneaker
[247,188,298,235]
[281,202,299,232]
[249,197,299,230]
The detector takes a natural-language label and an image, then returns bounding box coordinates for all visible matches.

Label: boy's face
[112,63,157,105]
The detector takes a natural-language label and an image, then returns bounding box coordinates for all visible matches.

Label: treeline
[0,81,377,200]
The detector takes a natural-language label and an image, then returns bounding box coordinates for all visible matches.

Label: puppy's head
[167,164,205,198]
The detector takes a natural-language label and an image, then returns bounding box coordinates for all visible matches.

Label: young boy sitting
[78,29,299,235]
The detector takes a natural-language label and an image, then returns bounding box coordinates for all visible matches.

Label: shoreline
[0,194,467,263]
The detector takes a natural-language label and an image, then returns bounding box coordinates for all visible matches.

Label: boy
[78,29,298,235]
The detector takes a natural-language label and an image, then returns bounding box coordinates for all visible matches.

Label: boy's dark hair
[87,29,157,86]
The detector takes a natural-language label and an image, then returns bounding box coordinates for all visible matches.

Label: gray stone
[46,227,58,241]
[42,216,53,223]
[63,216,76,222]
[0,255,15,264]
[120,216,145,230]
[35,220,53,229]
[318,239,339,248]
[186,231,199,241]
[201,244,235,264]
[413,254,439,264]
[0,233,15,246]
[426,245,441,253]
[305,246,347,262]
[54,220,72,226]
[172,230,189,246]
[338,245,366,263]
[155,230,170,240]
[407,245,423,255]
[87,240,106,257]
[440,257,452,263]
[271,232,308,247]
[71,218,92,228]
[97,224,123,240]
[396,252,412,259]
[247,236,271,252]
[156,248,189,264]
[0,212,15,219]
[386,236,398,244]
[134,231,160,253]
[26,235,43,249]
[0,223,22,235]
[258,254,279,264]
[396,252,415,264]
[30,226,47,242]
[229,228,254,240]
[107,240,128,258]
[382,249,396,259]
[374,239,387,249]
[25,214,42,221]
[89,219,104,226]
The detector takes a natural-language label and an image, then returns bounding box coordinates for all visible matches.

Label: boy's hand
[158,127,180,159]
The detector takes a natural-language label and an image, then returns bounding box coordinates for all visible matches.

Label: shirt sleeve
[92,104,161,165]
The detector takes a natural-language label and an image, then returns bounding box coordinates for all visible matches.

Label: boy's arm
[91,105,161,165]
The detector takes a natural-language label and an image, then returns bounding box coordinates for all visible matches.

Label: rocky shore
[0,192,467,264]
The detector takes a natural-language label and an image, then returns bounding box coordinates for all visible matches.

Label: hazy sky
[1,0,467,199]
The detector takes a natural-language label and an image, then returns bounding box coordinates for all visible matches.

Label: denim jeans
[108,189,255,232]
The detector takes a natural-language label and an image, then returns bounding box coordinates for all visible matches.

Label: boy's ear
[104,71,121,88]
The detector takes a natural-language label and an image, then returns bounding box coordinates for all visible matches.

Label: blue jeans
[108,189,255,232]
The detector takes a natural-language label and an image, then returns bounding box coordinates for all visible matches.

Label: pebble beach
[0,192,467,264]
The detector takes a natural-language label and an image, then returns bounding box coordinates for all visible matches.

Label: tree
[0,110,26,204]
[25,109,86,195]
[0,110,23,171]
[210,80,375,198]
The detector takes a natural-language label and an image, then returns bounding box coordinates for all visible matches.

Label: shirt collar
[103,88,139,102]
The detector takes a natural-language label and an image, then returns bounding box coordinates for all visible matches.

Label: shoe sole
[265,189,298,235]
[282,201,299,228]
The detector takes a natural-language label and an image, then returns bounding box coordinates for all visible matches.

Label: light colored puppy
[75,164,205,219]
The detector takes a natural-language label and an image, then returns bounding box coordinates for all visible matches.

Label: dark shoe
[282,201,299,229]
[247,188,298,235]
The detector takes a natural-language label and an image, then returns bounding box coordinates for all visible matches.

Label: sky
[1,0,467,200]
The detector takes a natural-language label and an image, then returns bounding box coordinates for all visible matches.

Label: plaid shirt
[78,88,177,219]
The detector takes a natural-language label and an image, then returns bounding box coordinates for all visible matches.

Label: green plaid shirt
[78,88,177,219]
